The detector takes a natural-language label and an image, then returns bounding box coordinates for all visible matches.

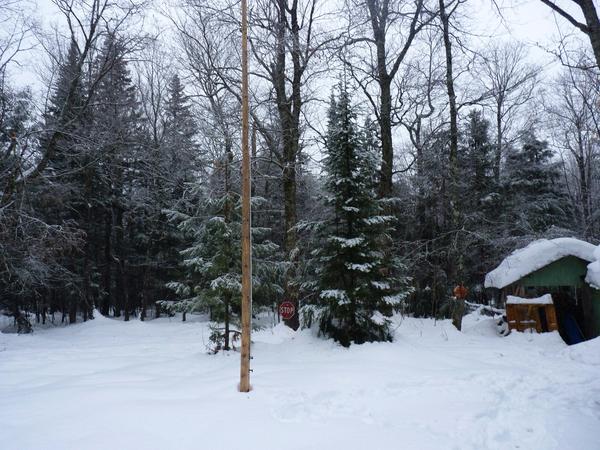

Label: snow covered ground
[1,312,599,450]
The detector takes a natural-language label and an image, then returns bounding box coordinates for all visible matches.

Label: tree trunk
[580,0,600,69]
[69,293,77,324]
[366,0,394,198]
[273,0,301,330]
[363,0,426,197]
[224,295,230,351]
[413,121,427,238]
[102,210,112,316]
[494,105,502,183]
[540,0,600,68]
[283,160,299,330]
[114,204,125,319]
[140,265,148,321]
[82,243,92,321]
[452,298,465,331]
[576,133,590,235]
[379,79,394,197]
[439,0,463,283]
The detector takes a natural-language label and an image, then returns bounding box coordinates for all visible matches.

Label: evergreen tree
[162,74,200,194]
[301,86,412,347]
[461,110,495,208]
[502,131,567,235]
[47,41,84,121]
[167,151,282,352]
[90,33,143,319]
[135,73,202,320]
[38,40,92,323]
[401,125,452,317]
[459,110,498,291]
[0,82,33,184]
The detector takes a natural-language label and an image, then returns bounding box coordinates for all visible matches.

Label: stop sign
[279,301,296,320]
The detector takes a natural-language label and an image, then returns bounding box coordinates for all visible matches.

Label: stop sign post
[279,301,295,321]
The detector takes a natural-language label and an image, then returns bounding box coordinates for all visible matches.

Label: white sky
[10,0,591,83]
[469,0,584,67]
[6,0,594,102]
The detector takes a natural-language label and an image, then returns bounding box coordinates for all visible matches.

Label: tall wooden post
[239,0,252,393]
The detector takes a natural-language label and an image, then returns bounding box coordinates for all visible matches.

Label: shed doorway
[552,288,585,345]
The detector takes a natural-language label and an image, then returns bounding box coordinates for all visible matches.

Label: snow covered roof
[585,245,600,290]
[506,294,553,305]
[485,238,597,289]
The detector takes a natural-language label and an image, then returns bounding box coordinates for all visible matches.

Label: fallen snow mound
[564,337,600,366]
[485,238,596,289]
[585,245,600,289]
[506,294,553,305]
[461,310,501,337]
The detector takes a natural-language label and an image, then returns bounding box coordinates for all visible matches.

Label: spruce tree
[302,86,411,346]
[503,131,566,235]
[163,73,200,195]
[37,40,90,323]
[167,151,282,352]
[90,33,143,319]
[460,110,498,290]
[137,73,201,320]
[462,110,495,208]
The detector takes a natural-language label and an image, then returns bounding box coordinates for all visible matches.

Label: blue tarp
[563,314,584,345]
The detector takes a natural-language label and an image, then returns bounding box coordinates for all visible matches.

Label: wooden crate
[506,303,558,333]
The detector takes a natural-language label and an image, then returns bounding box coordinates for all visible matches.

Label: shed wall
[518,256,589,288]
[592,290,600,336]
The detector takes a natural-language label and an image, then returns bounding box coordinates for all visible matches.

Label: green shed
[485,238,600,344]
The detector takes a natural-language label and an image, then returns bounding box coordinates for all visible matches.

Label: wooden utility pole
[239,0,252,393]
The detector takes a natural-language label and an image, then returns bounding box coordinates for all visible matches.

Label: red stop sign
[279,301,296,320]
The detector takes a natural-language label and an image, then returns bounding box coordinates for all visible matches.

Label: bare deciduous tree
[546,61,600,238]
[343,0,436,197]
[478,43,539,182]
[539,0,600,69]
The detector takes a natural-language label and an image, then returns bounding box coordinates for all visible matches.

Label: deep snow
[1,312,599,450]
[586,245,600,289]
[506,294,553,305]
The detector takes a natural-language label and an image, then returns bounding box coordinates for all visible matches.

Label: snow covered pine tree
[165,150,282,352]
[301,85,412,346]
